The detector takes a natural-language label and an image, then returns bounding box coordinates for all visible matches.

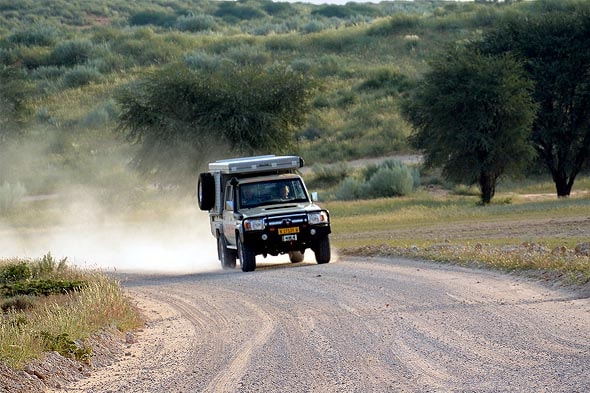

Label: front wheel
[238,237,256,272]
[313,236,331,264]
[218,235,236,269]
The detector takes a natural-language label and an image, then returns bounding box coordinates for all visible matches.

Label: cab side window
[224,185,234,211]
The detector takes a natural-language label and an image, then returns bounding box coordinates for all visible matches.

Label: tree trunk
[479,172,496,205]
[552,170,573,198]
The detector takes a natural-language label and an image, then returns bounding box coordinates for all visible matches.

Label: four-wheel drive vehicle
[198,155,331,272]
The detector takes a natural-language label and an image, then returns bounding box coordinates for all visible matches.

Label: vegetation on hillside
[1,0,530,195]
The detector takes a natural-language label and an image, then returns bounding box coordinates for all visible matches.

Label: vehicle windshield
[239,179,309,208]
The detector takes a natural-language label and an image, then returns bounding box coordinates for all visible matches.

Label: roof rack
[208,155,303,175]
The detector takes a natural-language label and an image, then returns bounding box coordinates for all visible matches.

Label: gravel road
[53,256,589,393]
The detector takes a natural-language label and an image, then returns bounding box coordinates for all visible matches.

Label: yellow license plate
[278,227,300,235]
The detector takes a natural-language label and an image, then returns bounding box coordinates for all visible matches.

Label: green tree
[402,47,537,204]
[116,63,316,183]
[477,3,590,197]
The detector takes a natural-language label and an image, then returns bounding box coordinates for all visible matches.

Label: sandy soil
[33,255,590,393]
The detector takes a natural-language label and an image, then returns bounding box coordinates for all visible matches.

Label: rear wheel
[218,235,236,269]
[289,251,304,263]
[314,236,331,264]
[238,237,256,272]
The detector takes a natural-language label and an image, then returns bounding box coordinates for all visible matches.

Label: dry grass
[329,190,590,284]
[0,256,143,369]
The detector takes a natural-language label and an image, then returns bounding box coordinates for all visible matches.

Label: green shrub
[365,166,414,198]
[2,279,87,297]
[30,65,65,80]
[357,68,412,95]
[0,262,32,284]
[364,160,420,189]
[7,25,58,47]
[262,2,295,17]
[129,11,176,27]
[316,55,340,77]
[176,14,216,32]
[184,52,222,71]
[312,5,354,19]
[49,39,93,67]
[0,48,18,65]
[290,58,313,74]
[311,162,349,187]
[62,65,101,88]
[226,45,270,66]
[16,46,51,69]
[368,13,421,36]
[40,332,91,362]
[335,177,363,200]
[214,3,266,21]
[31,253,68,279]
[303,20,326,34]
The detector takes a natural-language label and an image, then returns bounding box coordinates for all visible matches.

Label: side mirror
[311,192,318,202]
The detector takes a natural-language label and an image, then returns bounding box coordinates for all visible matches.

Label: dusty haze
[0,192,221,274]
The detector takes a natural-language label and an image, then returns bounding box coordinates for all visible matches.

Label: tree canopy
[116,63,317,182]
[402,47,537,204]
[476,2,590,196]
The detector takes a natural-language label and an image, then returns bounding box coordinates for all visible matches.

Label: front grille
[266,214,307,226]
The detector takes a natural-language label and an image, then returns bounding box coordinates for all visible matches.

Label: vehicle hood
[240,202,324,218]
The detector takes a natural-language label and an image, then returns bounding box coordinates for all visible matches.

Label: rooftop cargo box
[208,155,303,175]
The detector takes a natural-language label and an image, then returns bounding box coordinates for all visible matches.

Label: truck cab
[198,155,331,272]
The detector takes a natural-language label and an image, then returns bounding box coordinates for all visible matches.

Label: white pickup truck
[197,155,331,272]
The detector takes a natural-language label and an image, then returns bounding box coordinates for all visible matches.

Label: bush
[357,68,412,95]
[303,20,326,34]
[7,26,58,47]
[62,65,101,88]
[331,160,419,201]
[30,253,68,279]
[184,52,222,71]
[311,6,354,19]
[364,159,420,187]
[49,39,93,67]
[311,162,349,187]
[214,3,266,21]
[0,181,26,213]
[226,45,269,66]
[290,58,313,74]
[129,11,176,27]
[30,65,65,80]
[262,2,295,17]
[365,165,414,198]
[368,13,421,36]
[335,177,363,200]
[0,262,32,284]
[176,14,216,32]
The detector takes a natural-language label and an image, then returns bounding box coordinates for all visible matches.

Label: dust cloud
[0,194,220,274]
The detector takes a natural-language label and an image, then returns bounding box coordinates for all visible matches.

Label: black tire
[218,235,236,270]
[314,236,331,264]
[197,173,215,211]
[238,237,256,272]
[289,251,304,263]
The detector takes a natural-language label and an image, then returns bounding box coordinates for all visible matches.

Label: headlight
[244,218,265,231]
[308,211,329,225]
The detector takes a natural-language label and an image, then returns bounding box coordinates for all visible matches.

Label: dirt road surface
[53,256,589,393]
